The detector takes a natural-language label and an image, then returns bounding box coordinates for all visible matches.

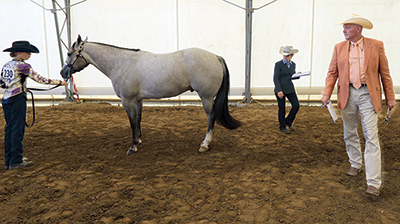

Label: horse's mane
[89,42,140,52]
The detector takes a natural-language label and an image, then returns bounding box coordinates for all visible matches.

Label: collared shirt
[349,37,366,84]
[282,59,292,68]
[1,58,60,102]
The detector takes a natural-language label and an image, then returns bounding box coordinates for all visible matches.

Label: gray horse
[61,35,241,154]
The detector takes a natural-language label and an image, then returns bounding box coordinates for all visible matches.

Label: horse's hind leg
[136,99,143,144]
[199,97,216,153]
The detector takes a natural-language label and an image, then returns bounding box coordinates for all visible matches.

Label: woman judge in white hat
[273,45,300,134]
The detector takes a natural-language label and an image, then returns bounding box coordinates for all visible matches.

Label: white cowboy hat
[279,45,299,56]
[335,13,373,29]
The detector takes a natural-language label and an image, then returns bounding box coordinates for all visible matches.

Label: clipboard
[292,71,311,79]
[327,101,338,123]
[322,100,338,123]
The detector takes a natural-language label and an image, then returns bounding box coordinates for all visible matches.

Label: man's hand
[321,95,330,107]
[60,81,68,86]
[387,99,396,110]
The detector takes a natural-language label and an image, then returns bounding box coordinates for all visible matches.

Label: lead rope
[25,83,62,127]
[25,90,35,127]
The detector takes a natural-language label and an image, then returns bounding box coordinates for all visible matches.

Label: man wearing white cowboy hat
[321,14,396,196]
[273,45,300,134]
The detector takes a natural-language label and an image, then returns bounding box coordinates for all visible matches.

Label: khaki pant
[341,85,381,189]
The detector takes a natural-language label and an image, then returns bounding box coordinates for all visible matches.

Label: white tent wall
[69,0,247,96]
[311,0,400,92]
[251,0,313,95]
[177,0,245,89]
[1,0,400,101]
[0,0,64,94]
[70,0,178,93]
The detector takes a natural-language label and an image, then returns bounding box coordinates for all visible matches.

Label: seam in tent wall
[42,0,51,80]
[176,0,180,51]
[309,0,316,90]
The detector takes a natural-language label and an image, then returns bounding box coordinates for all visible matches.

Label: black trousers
[275,92,300,130]
[2,94,27,167]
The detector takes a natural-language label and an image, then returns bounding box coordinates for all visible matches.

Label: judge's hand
[321,95,330,107]
[387,100,396,110]
[277,91,284,99]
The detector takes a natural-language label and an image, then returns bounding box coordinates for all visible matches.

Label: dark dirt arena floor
[0,102,400,223]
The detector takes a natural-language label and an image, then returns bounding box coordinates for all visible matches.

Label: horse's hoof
[198,146,209,153]
[126,147,137,155]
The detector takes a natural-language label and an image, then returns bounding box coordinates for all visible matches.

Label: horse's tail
[214,56,241,130]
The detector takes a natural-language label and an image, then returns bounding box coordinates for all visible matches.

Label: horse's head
[60,35,90,80]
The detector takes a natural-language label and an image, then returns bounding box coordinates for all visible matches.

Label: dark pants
[275,92,300,130]
[2,94,27,167]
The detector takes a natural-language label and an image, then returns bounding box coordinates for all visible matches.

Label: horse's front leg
[122,99,141,155]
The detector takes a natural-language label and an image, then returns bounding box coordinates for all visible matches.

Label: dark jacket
[273,60,297,94]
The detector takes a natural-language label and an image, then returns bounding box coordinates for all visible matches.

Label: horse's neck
[84,43,136,79]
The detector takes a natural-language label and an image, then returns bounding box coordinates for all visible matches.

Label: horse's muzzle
[60,65,71,80]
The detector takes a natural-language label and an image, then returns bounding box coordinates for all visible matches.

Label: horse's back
[141,47,223,86]
[118,47,224,100]
[178,48,220,65]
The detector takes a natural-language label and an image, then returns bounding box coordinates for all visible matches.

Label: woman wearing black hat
[1,41,68,170]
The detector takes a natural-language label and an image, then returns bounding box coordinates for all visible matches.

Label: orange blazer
[323,37,395,113]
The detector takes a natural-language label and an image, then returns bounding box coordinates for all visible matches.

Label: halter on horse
[61,35,241,154]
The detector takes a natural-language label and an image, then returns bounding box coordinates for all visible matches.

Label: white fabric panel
[0,0,399,95]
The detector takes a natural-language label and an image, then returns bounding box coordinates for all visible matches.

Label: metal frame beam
[222,0,278,103]
[31,0,87,102]
[51,0,74,101]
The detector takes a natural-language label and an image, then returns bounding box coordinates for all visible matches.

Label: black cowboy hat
[3,41,39,53]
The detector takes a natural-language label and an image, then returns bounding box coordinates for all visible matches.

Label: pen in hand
[321,100,330,108]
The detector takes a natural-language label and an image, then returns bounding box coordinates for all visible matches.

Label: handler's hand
[321,95,330,107]
[60,81,68,86]
[277,91,284,99]
[387,99,396,110]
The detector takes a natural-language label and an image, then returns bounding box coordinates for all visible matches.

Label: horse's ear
[77,35,82,44]
[72,35,82,49]
[75,35,86,50]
